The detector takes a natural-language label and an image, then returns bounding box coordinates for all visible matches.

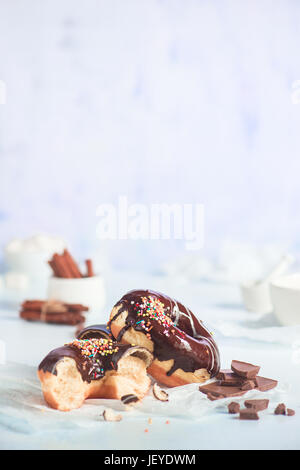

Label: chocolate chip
[287,409,295,416]
[239,408,259,420]
[228,402,240,414]
[274,403,286,415]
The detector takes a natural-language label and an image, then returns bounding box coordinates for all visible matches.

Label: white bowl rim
[49,275,102,283]
[270,272,300,291]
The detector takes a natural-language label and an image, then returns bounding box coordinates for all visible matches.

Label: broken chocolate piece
[219,379,242,387]
[228,402,240,414]
[240,380,256,391]
[207,393,224,401]
[153,383,169,402]
[217,370,244,386]
[244,399,269,411]
[275,403,286,415]
[287,408,295,416]
[217,369,232,380]
[239,408,259,420]
[103,408,122,422]
[256,376,278,392]
[121,394,139,405]
[199,382,247,399]
[231,360,260,379]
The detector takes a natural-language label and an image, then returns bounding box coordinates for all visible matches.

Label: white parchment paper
[0,362,290,435]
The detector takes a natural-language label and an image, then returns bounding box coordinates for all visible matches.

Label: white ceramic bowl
[47,275,106,315]
[240,280,273,314]
[270,273,300,326]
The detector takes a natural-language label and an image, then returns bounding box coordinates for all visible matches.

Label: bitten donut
[106,289,220,387]
[38,337,153,411]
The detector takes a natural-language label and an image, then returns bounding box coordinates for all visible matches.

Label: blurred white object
[270,273,300,326]
[162,253,214,282]
[263,254,295,283]
[47,275,106,316]
[0,340,6,365]
[240,255,294,314]
[219,242,291,283]
[162,242,291,284]
[292,341,300,365]
[240,281,273,314]
[4,272,29,290]
[4,234,66,279]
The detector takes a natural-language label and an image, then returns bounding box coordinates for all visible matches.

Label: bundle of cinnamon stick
[20,300,88,325]
[48,249,95,278]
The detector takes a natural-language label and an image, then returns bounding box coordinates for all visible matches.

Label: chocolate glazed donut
[107,289,220,387]
[38,338,153,411]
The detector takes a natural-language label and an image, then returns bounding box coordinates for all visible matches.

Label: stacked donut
[107,290,220,387]
[38,289,220,411]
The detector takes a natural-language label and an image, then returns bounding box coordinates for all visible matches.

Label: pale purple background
[1,0,300,270]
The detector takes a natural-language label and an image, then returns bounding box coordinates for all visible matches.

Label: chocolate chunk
[240,380,256,391]
[256,376,278,392]
[217,369,232,380]
[287,408,295,416]
[217,370,244,386]
[231,360,260,379]
[208,393,226,401]
[244,399,269,411]
[275,403,286,415]
[228,402,240,414]
[207,393,223,401]
[239,408,259,420]
[199,382,247,399]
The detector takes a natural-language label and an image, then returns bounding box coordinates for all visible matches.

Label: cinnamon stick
[85,259,94,277]
[52,253,73,278]
[20,299,88,325]
[21,300,89,312]
[20,310,85,325]
[63,249,82,278]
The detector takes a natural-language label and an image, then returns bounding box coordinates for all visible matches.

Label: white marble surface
[1,1,300,270]
[0,273,299,450]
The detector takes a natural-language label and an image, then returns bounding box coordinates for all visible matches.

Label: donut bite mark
[108,289,220,387]
[38,338,153,411]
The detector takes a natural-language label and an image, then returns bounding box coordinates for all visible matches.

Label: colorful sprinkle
[133,296,174,339]
[68,338,119,357]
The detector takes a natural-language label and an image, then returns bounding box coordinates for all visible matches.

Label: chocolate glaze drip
[76,324,111,341]
[38,342,131,383]
[108,289,220,377]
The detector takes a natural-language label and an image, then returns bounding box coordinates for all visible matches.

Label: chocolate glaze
[38,342,132,384]
[76,324,111,341]
[107,289,220,377]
